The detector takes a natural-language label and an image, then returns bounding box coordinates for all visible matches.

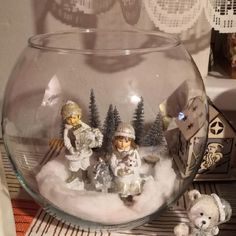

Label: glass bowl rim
[28,29,181,55]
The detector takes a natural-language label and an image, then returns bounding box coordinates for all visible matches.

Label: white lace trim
[204,0,236,33]
[145,0,236,33]
[144,0,204,34]
[52,0,236,33]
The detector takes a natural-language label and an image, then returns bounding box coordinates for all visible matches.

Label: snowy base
[36,147,177,225]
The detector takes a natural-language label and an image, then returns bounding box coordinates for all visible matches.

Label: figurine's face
[115,137,131,151]
[66,115,81,126]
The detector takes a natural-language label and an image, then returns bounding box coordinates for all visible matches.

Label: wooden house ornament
[195,102,236,180]
[160,80,235,180]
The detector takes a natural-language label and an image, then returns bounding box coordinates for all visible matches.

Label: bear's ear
[188,190,201,201]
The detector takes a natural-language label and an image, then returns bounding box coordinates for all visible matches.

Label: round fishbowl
[2,29,208,230]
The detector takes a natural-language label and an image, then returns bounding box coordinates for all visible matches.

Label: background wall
[0,0,34,111]
[0,0,212,137]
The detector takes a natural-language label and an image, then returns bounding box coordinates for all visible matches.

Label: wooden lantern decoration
[195,101,236,180]
[166,98,236,180]
[160,83,236,180]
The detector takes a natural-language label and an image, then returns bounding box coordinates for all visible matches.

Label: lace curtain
[145,0,236,33]
[51,0,236,33]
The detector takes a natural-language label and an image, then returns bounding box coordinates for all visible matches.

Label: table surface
[1,142,236,236]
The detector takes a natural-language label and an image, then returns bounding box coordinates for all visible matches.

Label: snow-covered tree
[89,89,101,129]
[132,97,144,145]
[102,104,115,154]
[113,106,122,130]
[143,112,165,146]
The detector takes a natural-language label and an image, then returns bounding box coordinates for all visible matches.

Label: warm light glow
[130,95,141,104]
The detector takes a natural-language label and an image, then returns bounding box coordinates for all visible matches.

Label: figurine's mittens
[117,168,126,177]
[126,168,134,175]
[174,223,189,236]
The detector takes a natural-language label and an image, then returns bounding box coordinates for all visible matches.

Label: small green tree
[113,106,122,130]
[132,97,144,145]
[143,113,165,146]
[89,89,101,129]
[102,104,115,154]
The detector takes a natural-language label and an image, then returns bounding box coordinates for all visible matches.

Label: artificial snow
[36,147,177,225]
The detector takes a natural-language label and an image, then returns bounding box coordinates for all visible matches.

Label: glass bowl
[2,29,208,230]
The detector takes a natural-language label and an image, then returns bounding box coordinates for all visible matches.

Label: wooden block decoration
[195,102,236,180]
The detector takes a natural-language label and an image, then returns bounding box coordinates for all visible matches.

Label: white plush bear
[174,189,232,236]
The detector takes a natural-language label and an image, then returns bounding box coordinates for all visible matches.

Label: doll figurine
[110,122,143,204]
[61,101,103,186]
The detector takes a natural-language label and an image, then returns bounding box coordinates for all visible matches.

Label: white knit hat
[114,122,135,139]
[61,100,82,120]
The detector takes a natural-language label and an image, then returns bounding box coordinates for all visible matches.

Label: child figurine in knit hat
[174,189,232,236]
[61,100,103,188]
[109,122,143,205]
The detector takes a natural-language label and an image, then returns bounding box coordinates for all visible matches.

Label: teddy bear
[174,189,232,236]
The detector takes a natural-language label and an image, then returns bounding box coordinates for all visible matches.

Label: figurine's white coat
[110,148,142,197]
